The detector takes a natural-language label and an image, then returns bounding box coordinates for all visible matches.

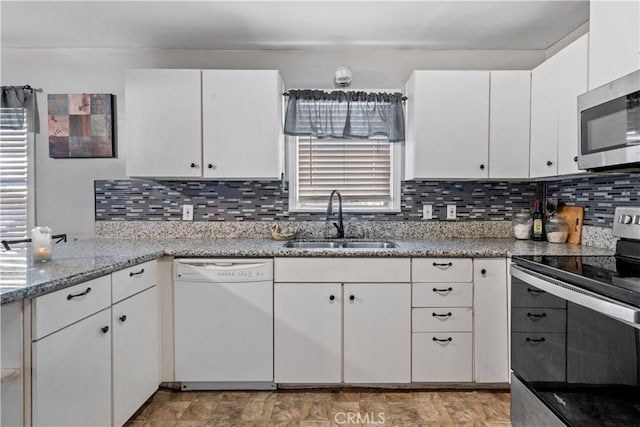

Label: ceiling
[1,1,589,51]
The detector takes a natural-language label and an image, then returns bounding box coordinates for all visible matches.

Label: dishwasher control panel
[174,258,273,282]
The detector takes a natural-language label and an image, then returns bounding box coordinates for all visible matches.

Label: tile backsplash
[95,173,640,228]
[95,179,542,222]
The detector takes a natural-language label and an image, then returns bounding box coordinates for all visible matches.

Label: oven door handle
[511,264,640,327]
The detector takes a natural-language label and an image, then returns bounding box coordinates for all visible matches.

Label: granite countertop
[0,238,613,304]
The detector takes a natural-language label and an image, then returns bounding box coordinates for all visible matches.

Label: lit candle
[32,226,53,262]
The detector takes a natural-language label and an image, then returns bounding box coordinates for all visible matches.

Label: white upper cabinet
[530,35,588,178]
[488,71,531,179]
[202,70,284,179]
[126,69,283,179]
[126,69,202,178]
[405,71,490,179]
[589,0,640,90]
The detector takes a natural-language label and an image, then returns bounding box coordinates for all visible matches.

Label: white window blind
[294,137,396,210]
[0,108,29,241]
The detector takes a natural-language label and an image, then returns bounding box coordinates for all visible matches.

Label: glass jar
[512,211,533,240]
[31,226,52,262]
[546,216,569,244]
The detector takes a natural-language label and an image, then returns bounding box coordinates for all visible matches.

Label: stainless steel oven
[510,207,640,426]
[578,69,640,170]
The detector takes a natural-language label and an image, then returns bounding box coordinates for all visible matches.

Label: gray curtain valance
[284,90,405,142]
[1,86,40,133]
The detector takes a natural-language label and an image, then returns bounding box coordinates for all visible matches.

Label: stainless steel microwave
[578,69,640,170]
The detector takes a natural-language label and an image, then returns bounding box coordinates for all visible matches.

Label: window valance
[284,90,405,142]
[1,86,40,133]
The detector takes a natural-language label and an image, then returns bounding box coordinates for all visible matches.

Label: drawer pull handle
[527,288,545,295]
[432,337,453,343]
[119,315,127,322]
[526,337,546,344]
[432,287,453,294]
[433,262,453,268]
[432,312,452,318]
[101,326,109,334]
[67,287,91,300]
[527,312,547,320]
[129,268,145,277]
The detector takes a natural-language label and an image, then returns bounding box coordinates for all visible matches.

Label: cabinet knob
[190,163,197,169]
[119,315,127,322]
[349,295,355,302]
[546,160,553,166]
[480,164,485,170]
[574,156,578,162]
[329,295,335,302]
[480,268,487,276]
[101,326,109,334]
[208,163,216,169]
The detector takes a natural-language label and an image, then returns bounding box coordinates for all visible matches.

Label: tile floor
[125,388,511,426]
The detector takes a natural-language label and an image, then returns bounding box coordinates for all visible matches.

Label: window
[289,136,401,212]
[0,108,30,241]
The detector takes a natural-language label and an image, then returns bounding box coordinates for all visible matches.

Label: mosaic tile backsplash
[546,173,640,227]
[95,180,542,222]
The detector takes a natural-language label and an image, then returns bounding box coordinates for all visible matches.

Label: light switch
[182,204,194,221]
[422,204,433,220]
[446,204,457,220]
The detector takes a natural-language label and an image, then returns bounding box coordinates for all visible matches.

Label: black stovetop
[512,255,640,309]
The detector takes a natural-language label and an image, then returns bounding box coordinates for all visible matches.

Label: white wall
[1,47,546,239]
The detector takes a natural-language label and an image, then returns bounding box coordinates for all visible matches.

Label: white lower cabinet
[112,286,159,426]
[343,283,411,383]
[473,259,510,383]
[412,332,473,382]
[274,283,342,383]
[33,309,112,426]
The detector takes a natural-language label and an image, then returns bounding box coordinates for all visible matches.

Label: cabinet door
[274,283,342,383]
[407,71,490,179]
[473,259,509,383]
[33,309,111,427]
[589,0,640,90]
[202,70,283,179]
[556,35,588,176]
[113,287,159,427]
[1,302,22,427]
[489,71,531,179]
[343,283,411,383]
[530,57,559,177]
[125,69,202,177]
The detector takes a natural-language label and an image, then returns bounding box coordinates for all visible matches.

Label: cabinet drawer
[412,308,472,333]
[412,258,473,282]
[412,332,472,382]
[274,258,410,283]
[412,282,472,307]
[512,332,566,382]
[33,275,111,340]
[512,279,566,308]
[512,308,566,333]
[112,260,158,303]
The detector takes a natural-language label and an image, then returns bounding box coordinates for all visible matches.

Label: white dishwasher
[174,258,274,390]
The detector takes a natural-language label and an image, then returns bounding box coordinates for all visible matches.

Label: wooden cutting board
[556,206,584,245]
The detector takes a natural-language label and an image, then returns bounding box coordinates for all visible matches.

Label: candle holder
[31,226,53,263]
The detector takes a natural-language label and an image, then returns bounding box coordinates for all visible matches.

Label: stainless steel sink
[342,241,396,249]
[283,240,396,249]
[283,241,342,249]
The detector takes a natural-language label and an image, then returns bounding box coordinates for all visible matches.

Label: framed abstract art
[47,93,115,158]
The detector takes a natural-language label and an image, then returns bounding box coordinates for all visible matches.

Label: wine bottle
[532,199,544,241]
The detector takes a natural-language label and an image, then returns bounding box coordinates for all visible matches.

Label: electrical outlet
[446,204,457,220]
[182,204,194,221]
[422,204,433,220]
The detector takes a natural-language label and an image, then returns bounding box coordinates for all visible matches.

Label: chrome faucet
[326,190,345,238]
